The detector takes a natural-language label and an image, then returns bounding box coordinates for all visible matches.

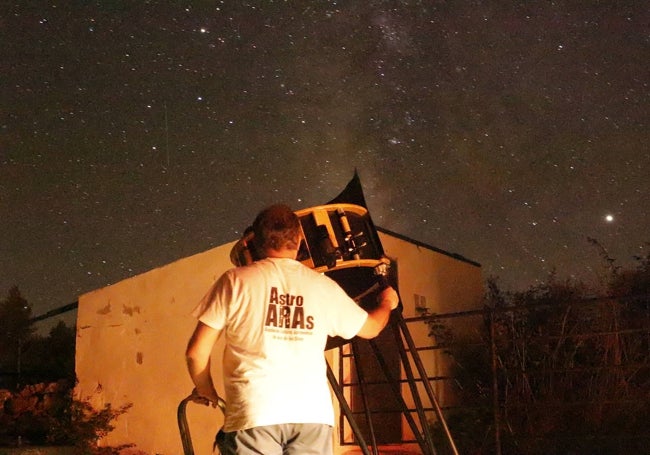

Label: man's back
[195,256,367,431]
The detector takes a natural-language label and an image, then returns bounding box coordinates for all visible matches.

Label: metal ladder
[326,306,459,455]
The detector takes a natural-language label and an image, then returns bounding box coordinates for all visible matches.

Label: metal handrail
[177,393,226,455]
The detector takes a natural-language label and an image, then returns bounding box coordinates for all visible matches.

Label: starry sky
[1,1,648,319]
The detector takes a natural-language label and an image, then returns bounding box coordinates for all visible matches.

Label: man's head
[252,204,301,257]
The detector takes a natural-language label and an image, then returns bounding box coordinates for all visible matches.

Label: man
[186,203,399,455]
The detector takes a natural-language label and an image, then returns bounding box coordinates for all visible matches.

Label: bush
[422,249,650,454]
[0,381,133,454]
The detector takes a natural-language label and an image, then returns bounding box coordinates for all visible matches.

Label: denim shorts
[215,423,333,455]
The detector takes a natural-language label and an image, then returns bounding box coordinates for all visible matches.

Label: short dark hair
[252,204,301,252]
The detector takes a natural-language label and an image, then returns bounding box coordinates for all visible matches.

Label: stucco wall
[75,232,483,455]
[76,242,235,455]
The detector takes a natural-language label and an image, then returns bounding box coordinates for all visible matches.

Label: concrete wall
[76,242,235,455]
[75,232,483,455]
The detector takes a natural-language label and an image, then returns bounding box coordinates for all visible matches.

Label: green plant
[415,247,650,454]
[46,386,133,454]
[0,380,133,454]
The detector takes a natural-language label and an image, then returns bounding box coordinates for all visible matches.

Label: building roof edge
[377,226,482,268]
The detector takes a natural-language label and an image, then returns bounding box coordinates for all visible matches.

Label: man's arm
[355,286,399,339]
[185,321,222,406]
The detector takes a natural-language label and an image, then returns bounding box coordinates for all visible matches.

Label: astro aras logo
[264,287,314,330]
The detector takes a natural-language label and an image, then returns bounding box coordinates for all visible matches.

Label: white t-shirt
[193,257,368,432]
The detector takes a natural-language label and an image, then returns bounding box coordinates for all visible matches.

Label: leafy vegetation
[1,379,132,454]
[0,288,132,453]
[0,287,75,388]
[0,287,34,385]
[420,249,650,454]
[46,386,133,455]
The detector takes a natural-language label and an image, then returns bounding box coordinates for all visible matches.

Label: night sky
[2,2,648,318]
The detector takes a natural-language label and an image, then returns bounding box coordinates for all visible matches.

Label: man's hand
[190,386,218,406]
[378,286,399,310]
[191,387,226,412]
[357,286,400,339]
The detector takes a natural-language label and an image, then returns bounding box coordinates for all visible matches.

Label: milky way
[1,2,648,319]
